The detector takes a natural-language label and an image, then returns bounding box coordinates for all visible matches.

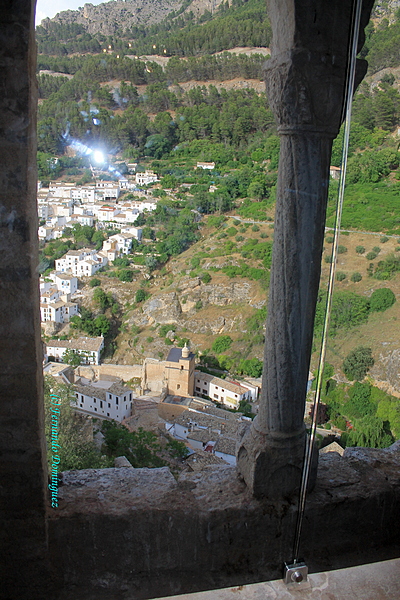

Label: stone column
[237,0,374,499]
[0,1,52,598]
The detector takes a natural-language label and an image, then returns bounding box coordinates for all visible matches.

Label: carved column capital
[264,49,367,137]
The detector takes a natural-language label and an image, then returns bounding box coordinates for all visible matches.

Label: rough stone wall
[144,358,166,393]
[48,444,400,600]
[0,2,53,599]
[158,401,189,422]
[77,363,143,382]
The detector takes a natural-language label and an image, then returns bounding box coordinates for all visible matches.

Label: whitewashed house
[74,380,133,422]
[53,273,78,296]
[76,214,95,227]
[102,232,135,255]
[196,161,215,170]
[38,226,54,241]
[38,202,51,221]
[49,182,75,198]
[193,372,251,409]
[97,205,120,222]
[45,336,104,365]
[71,186,96,202]
[55,249,107,277]
[121,226,142,241]
[135,170,158,186]
[40,300,79,323]
[95,181,120,200]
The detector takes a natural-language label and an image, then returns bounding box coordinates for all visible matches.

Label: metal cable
[291,0,363,565]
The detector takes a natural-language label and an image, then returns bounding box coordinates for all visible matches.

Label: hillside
[36,1,400,446]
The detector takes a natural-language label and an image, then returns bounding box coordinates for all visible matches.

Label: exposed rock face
[142,291,182,323]
[39,0,227,35]
[370,349,400,396]
[138,281,265,328]
[373,1,400,24]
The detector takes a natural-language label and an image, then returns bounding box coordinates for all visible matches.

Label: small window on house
[203,389,207,394]
[196,387,201,392]
[94,408,97,412]
[215,386,218,389]
[214,394,218,399]
[100,401,103,408]
[108,403,111,408]
[177,384,180,390]
[116,398,119,405]
[93,399,96,403]
[180,366,184,370]
[222,389,224,392]
[107,413,110,417]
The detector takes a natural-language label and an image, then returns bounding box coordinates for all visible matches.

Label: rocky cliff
[39,0,226,36]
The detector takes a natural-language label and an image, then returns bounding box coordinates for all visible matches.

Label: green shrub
[235,235,244,242]
[252,224,260,232]
[314,290,370,333]
[374,254,400,279]
[237,357,263,377]
[117,269,133,282]
[345,382,375,419]
[332,415,347,430]
[356,246,365,254]
[207,215,226,228]
[89,278,101,287]
[326,236,334,243]
[226,227,237,236]
[343,346,374,381]
[380,236,389,243]
[351,272,362,283]
[212,335,233,353]
[372,246,381,254]
[324,255,333,263]
[159,324,176,337]
[369,288,396,312]
[195,300,203,310]
[338,245,347,254]
[336,271,347,281]
[201,272,211,284]
[260,232,268,239]
[366,251,377,260]
[146,337,154,343]
[135,289,148,303]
